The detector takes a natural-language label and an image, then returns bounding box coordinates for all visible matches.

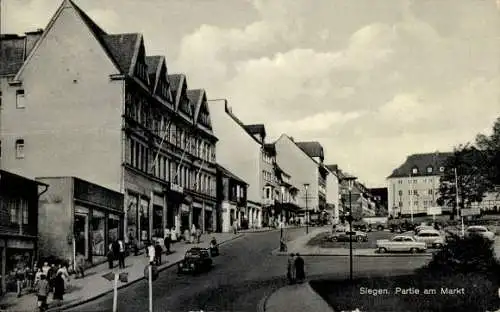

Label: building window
[398,180,402,184]
[16,90,25,108]
[427,166,433,173]
[413,179,417,184]
[408,190,411,195]
[439,166,445,172]
[22,201,29,225]
[412,167,418,174]
[428,189,433,195]
[10,202,18,224]
[15,139,25,159]
[413,190,418,195]
[0,91,2,107]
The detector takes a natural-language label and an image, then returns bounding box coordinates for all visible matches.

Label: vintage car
[465,225,495,241]
[376,235,427,253]
[414,229,445,248]
[177,248,213,274]
[328,230,368,242]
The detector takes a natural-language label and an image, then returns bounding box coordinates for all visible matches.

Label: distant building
[325,164,340,223]
[387,152,452,217]
[369,187,388,216]
[216,165,247,232]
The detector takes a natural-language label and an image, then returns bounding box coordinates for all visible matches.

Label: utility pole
[409,172,414,223]
[454,168,464,236]
[304,183,309,234]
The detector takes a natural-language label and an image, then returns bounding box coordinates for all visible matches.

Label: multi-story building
[387,152,452,218]
[273,135,328,223]
[0,0,217,248]
[325,164,341,223]
[216,164,247,232]
[0,170,47,293]
[208,100,262,228]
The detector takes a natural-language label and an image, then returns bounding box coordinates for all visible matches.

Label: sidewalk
[0,232,243,312]
[262,282,334,312]
[272,228,432,257]
[239,225,304,233]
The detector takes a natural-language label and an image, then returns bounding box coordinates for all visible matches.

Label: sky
[3,0,500,187]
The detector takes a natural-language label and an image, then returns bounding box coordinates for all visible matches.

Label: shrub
[420,234,500,277]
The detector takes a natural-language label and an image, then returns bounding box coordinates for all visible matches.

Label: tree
[437,144,493,219]
[475,116,500,185]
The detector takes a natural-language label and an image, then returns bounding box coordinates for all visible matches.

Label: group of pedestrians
[107,239,127,269]
[286,253,305,284]
[34,261,70,311]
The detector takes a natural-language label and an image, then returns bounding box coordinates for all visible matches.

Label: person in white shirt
[147,242,156,264]
[118,239,126,269]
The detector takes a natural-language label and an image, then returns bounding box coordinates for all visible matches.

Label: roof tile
[295,141,324,159]
[387,152,453,178]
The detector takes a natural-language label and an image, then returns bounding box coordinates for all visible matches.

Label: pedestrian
[196,227,202,244]
[112,240,120,267]
[15,266,25,297]
[171,227,177,243]
[164,231,171,254]
[25,266,34,292]
[75,253,85,278]
[56,263,70,291]
[191,224,197,244]
[35,274,50,311]
[41,262,50,277]
[232,222,238,235]
[147,242,156,265]
[47,264,57,293]
[118,239,126,269]
[294,253,305,283]
[154,241,163,266]
[107,242,114,269]
[34,268,43,288]
[287,253,296,284]
[52,272,65,306]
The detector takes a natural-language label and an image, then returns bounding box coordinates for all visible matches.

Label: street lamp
[343,175,357,282]
[304,183,310,234]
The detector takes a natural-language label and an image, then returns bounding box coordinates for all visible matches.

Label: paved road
[69,228,430,312]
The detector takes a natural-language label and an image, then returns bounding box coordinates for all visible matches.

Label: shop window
[108,214,120,244]
[153,205,163,238]
[91,210,106,256]
[22,202,28,225]
[139,198,149,241]
[127,195,138,241]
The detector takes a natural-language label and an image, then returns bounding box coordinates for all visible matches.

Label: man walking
[118,239,126,269]
[294,253,305,283]
[287,253,296,284]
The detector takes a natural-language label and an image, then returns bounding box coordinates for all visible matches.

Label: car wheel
[356,236,363,242]
[377,225,384,231]
[332,237,338,241]
[410,248,418,254]
[434,243,442,249]
[378,247,387,253]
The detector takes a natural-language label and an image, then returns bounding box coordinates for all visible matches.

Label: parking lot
[306,230,396,249]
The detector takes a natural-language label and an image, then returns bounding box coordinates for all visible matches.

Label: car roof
[467,225,486,229]
[393,235,413,239]
[418,229,440,234]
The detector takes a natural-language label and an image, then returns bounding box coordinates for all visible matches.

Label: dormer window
[412,167,418,175]
[427,166,433,173]
[135,62,147,82]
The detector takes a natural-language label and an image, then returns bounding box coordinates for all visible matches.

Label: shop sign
[170,183,183,194]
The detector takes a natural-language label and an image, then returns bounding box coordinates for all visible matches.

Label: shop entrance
[74,214,89,259]
[153,205,163,238]
[192,207,202,229]
[166,203,175,229]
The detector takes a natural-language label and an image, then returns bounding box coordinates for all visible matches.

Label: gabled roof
[145,55,162,90]
[244,124,266,137]
[326,164,338,174]
[168,74,185,111]
[216,164,248,185]
[387,152,453,179]
[187,89,204,119]
[11,0,141,80]
[295,141,324,160]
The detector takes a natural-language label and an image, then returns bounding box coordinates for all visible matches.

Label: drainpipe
[35,183,49,266]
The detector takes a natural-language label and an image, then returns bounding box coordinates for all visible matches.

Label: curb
[272,249,434,258]
[47,234,245,312]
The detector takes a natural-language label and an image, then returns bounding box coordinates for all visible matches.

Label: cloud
[270,111,365,134]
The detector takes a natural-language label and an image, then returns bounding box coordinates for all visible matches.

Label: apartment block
[387,152,452,217]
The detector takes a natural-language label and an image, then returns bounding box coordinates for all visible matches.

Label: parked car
[465,226,495,241]
[414,225,435,235]
[414,229,445,248]
[328,230,368,242]
[376,235,427,253]
[177,248,213,275]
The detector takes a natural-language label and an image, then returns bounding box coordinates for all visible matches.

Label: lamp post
[343,175,357,282]
[304,183,309,234]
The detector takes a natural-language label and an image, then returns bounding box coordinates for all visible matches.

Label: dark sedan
[327,230,368,242]
[177,248,213,275]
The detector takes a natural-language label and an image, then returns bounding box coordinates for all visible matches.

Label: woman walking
[52,272,65,306]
